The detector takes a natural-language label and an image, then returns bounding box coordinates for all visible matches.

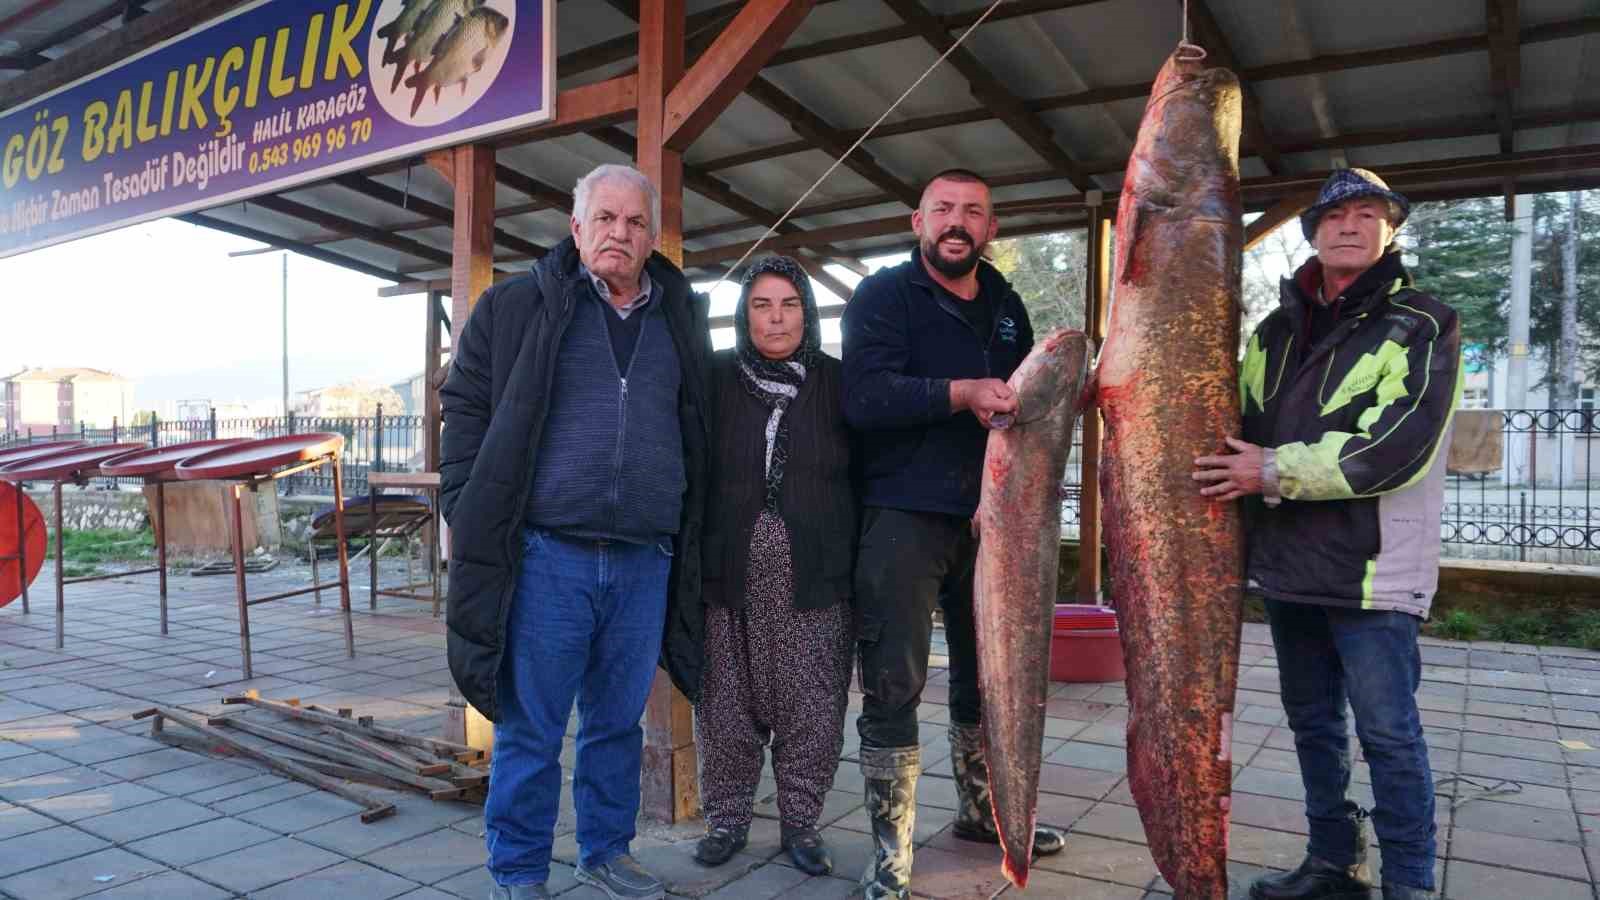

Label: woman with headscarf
[692,255,856,876]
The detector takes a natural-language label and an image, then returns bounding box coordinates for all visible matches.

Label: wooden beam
[427,146,498,345]
[1077,201,1110,603]
[1244,193,1316,251]
[489,74,640,147]
[179,213,407,282]
[634,0,698,826]
[881,0,1094,190]
[1183,0,1285,175]
[1486,0,1522,161]
[495,166,573,214]
[247,195,453,267]
[793,251,856,301]
[664,0,815,151]
[769,0,1112,67]
[0,0,249,112]
[744,76,922,208]
[331,173,547,260]
[0,3,122,71]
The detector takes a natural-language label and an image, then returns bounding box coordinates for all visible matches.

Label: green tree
[989,231,1086,334]
[1400,197,1515,373]
[1528,190,1600,392]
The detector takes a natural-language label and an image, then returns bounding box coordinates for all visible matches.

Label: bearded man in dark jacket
[440,163,712,900]
[1195,169,1460,900]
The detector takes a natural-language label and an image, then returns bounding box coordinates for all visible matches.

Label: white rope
[1176,0,1206,62]
[708,0,1012,294]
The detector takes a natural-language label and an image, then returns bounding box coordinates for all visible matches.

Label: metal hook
[1175,41,1208,62]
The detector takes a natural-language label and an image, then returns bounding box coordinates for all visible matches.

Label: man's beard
[921,228,983,278]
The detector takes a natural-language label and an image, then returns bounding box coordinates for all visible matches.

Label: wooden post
[424,290,444,475]
[1078,196,1112,604]
[428,145,497,349]
[634,0,699,826]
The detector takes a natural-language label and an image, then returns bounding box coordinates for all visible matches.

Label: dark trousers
[1266,598,1437,892]
[854,506,981,748]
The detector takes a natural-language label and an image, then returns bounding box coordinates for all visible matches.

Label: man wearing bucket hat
[1193,168,1461,900]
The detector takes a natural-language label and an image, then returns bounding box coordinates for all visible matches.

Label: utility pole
[282,252,290,417]
[1507,194,1532,409]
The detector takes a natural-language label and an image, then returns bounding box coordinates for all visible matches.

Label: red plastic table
[0,443,77,613]
[98,438,250,636]
[176,433,353,679]
[0,443,148,648]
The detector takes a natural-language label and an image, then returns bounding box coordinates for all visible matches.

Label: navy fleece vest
[524,288,685,542]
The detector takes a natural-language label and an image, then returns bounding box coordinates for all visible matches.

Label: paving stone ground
[1,558,1598,898]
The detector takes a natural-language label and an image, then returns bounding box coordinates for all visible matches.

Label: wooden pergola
[4,0,1598,822]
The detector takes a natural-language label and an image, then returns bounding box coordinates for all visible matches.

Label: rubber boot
[1249,854,1374,900]
[947,722,1065,856]
[860,745,919,900]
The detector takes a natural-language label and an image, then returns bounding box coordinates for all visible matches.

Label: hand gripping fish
[973,328,1091,888]
[1096,49,1245,900]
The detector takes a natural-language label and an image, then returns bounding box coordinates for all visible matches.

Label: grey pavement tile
[77,796,220,843]
[0,847,166,900]
[392,889,458,900]
[432,865,495,899]
[1461,714,1561,741]
[359,827,485,884]
[184,772,289,806]
[1071,802,1147,845]
[1465,700,1554,723]
[700,861,810,899]
[1046,741,1127,773]
[0,824,111,878]
[251,860,422,900]
[1225,823,1305,871]
[134,758,261,797]
[90,747,205,781]
[1448,827,1590,882]
[211,780,319,816]
[51,734,168,766]
[236,790,366,832]
[1445,859,1591,900]
[0,765,120,803]
[1228,793,1307,835]
[1034,832,1158,887]
[125,817,278,867]
[23,781,168,823]
[1460,731,1567,762]
[298,800,462,857]
[0,751,75,782]
[1230,768,1306,802]
[0,699,54,723]
[1451,798,1582,843]
[1017,869,1147,899]
[184,835,347,893]
[1456,751,1567,787]
[0,801,56,841]
[64,871,230,899]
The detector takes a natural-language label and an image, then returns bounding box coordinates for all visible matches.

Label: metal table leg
[332,459,355,658]
[230,482,253,679]
[52,482,63,649]
[155,481,168,636]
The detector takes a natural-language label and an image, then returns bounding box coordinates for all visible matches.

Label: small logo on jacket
[997,316,1019,343]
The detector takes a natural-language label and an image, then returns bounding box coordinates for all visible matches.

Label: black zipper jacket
[841,251,1034,518]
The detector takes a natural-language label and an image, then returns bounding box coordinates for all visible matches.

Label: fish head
[1008,329,1091,425]
[473,6,510,40]
[1121,53,1242,218]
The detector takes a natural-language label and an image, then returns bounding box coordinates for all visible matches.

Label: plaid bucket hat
[1299,168,1411,239]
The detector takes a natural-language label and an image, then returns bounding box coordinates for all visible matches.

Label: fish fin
[433,84,442,102]
[410,82,427,117]
[1115,202,1139,285]
[390,53,409,93]
[460,80,468,96]
[380,34,400,66]
[472,47,489,71]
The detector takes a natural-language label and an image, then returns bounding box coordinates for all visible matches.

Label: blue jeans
[485,528,671,887]
[1265,599,1436,891]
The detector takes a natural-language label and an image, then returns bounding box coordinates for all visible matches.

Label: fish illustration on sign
[403,6,511,117]
[376,0,435,67]
[386,0,486,94]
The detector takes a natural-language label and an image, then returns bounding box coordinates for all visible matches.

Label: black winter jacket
[841,251,1034,518]
[439,238,713,717]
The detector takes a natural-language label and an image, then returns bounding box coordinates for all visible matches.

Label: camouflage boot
[859,745,919,900]
[947,722,1065,856]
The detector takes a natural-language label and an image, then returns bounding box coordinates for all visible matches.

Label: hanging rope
[1175,0,1207,62]
[708,0,1011,293]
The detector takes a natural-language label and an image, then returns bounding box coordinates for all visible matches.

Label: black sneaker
[575,854,665,900]
[1249,855,1372,900]
[693,825,748,867]
[782,826,833,876]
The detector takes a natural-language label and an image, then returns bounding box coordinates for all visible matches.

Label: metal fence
[4,407,1596,563]
[0,408,427,497]
[1443,408,1598,564]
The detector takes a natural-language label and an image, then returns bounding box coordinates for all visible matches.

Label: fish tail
[410,81,428,117]
[390,55,408,93]
[1001,852,1029,890]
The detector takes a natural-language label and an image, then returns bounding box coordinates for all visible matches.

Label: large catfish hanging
[973,328,1091,889]
[1096,49,1246,900]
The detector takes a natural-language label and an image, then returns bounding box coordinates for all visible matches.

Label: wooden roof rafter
[1181,0,1285,175]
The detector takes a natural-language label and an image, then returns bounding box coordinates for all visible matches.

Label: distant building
[391,373,426,416]
[295,380,405,418]
[1,367,134,435]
